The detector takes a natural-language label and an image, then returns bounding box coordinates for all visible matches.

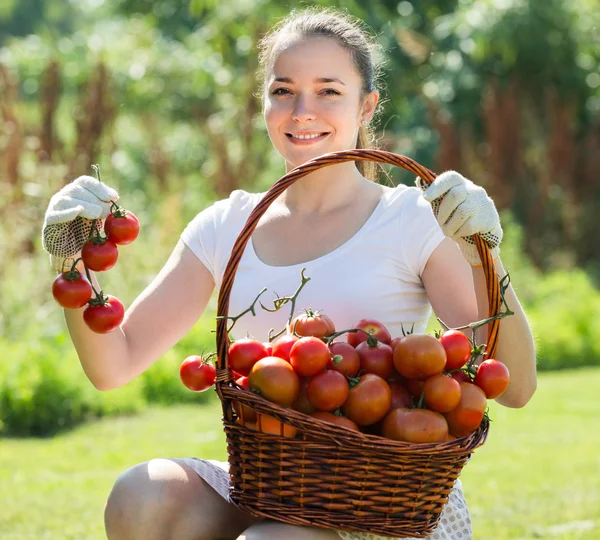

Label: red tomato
[382,408,448,443]
[347,318,392,347]
[439,330,472,370]
[104,210,140,245]
[81,238,119,272]
[423,373,462,413]
[52,270,92,309]
[389,382,412,409]
[393,334,447,380]
[328,342,360,377]
[291,309,334,338]
[256,414,297,438]
[289,336,331,377]
[356,340,395,380]
[306,370,349,412]
[248,357,299,407]
[271,334,299,362]
[179,355,216,392]
[444,382,488,437]
[310,411,359,432]
[83,294,124,334]
[474,359,510,399]
[451,370,472,384]
[233,376,257,422]
[291,377,316,415]
[263,342,273,356]
[342,373,392,426]
[228,338,268,376]
[390,336,403,354]
[404,377,426,398]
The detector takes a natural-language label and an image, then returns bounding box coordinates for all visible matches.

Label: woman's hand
[417,171,502,266]
[42,175,119,271]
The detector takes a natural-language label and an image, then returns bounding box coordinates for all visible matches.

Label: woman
[42,7,536,540]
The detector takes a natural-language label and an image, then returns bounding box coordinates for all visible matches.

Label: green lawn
[1,368,599,539]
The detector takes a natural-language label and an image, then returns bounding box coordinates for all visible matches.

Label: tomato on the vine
[104,210,140,245]
[83,294,124,334]
[81,238,119,272]
[342,373,391,426]
[271,334,299,362]
[474,359,510,399]
[52,270,92,309]
[393,334,447,380]
[347,318,392,347]
[289,336,330,377]
[306,370,349,412]
[356,339,395,380]
[233,376,258,422]
[180,355,216,392]
[439,330,472,371]
[382,407,448,443]
[443,382,487,438]
[291,308,334,338]
[256,413,297,438]
[423,373,462,413]
[248,357,299,407]
[228,338,268,376]
[328,341,360,377]
[388,382,412,410]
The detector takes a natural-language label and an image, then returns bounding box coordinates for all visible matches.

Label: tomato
[393,334,447,380]
[228,338,269,376]
[81,238,119,272]
[310,411,359,432]
[248,357,299,407]
[342,373,392,426]
[256,413,297,438]
[347,318,392,347]
[263,342,273,356]
[52,270,92,309]
[289,336,331,377]
[291,377,316,415]
[328,342,360,377]
[423,373,462,413]
[291,309,334,338]
[104,210,140,245]
[83,294,124,333]
[404,377,425,398]
[443,382,487,437]
[390,336,403,354]
[233,376,258,422]
[439,330,472,370]
[356,339,395,380]
[389,382,412,410]
[382,407,448,443]
[179,355,216,392]
[271,334,299,362]
[306,370,349,412]
[474,359,510,399]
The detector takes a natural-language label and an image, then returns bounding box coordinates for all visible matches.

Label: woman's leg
[104,458,260,540]
[238,520,342,539]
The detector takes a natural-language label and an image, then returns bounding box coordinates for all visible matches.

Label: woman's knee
[239,520,341,540]
[104,458,222,540]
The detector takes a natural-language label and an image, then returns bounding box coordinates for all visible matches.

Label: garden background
[0,0,599,538]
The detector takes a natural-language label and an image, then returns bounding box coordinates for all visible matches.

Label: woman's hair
[257,7,385,181]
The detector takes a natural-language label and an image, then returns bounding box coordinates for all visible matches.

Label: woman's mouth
[286,132,330,145]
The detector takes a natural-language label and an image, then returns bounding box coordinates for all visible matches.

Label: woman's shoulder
[380,183,428,210]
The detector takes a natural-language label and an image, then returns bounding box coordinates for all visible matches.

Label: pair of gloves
[41,171,501,269]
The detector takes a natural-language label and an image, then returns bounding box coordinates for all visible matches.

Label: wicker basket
[214,149,500,538]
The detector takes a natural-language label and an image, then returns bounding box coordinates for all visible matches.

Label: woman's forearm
[472,259,537,408]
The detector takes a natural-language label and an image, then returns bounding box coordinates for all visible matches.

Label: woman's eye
[272,88,291,96]
[322,89,341,96]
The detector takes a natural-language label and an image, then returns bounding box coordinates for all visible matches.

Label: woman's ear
[361,90,379,123]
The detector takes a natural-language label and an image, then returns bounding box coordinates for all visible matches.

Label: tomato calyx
[109,200,128,218]
[331,354,343,366]
[86,290,112,307]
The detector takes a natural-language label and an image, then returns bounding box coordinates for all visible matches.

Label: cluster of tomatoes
[51,203,140,334]
[180,309,510,443]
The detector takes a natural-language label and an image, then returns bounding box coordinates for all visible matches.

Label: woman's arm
[64,240,215,390]
[422,238,537,409]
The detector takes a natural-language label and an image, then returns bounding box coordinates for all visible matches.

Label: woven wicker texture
[214,150,499,538]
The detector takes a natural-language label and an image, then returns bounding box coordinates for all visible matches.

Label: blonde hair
[257,7,384,181]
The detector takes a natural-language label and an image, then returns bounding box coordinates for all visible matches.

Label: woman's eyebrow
[273,76,346,85]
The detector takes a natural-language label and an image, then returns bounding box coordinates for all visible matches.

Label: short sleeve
[180,190,262,282]
[399,187,446,277]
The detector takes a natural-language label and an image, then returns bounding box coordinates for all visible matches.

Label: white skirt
[179,458,472,540]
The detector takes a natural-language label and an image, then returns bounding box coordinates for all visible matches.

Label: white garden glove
[417,171,502,266]
[42,175,119,271]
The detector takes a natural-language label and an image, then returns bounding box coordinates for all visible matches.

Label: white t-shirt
[180,185,445,341]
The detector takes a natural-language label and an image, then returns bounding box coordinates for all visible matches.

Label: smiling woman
[40,5,536,540]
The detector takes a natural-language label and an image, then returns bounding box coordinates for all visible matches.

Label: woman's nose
[291,95,316,123]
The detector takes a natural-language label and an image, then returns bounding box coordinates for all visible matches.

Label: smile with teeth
[287,132,329,140]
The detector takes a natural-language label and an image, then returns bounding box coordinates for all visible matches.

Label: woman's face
[264,36,378,171]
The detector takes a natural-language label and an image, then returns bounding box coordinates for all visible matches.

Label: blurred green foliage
[1,0,599,436]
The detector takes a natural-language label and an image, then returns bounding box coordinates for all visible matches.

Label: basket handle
[215,149,501,378]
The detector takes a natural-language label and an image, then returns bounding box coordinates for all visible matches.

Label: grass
[1,369,599,539]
